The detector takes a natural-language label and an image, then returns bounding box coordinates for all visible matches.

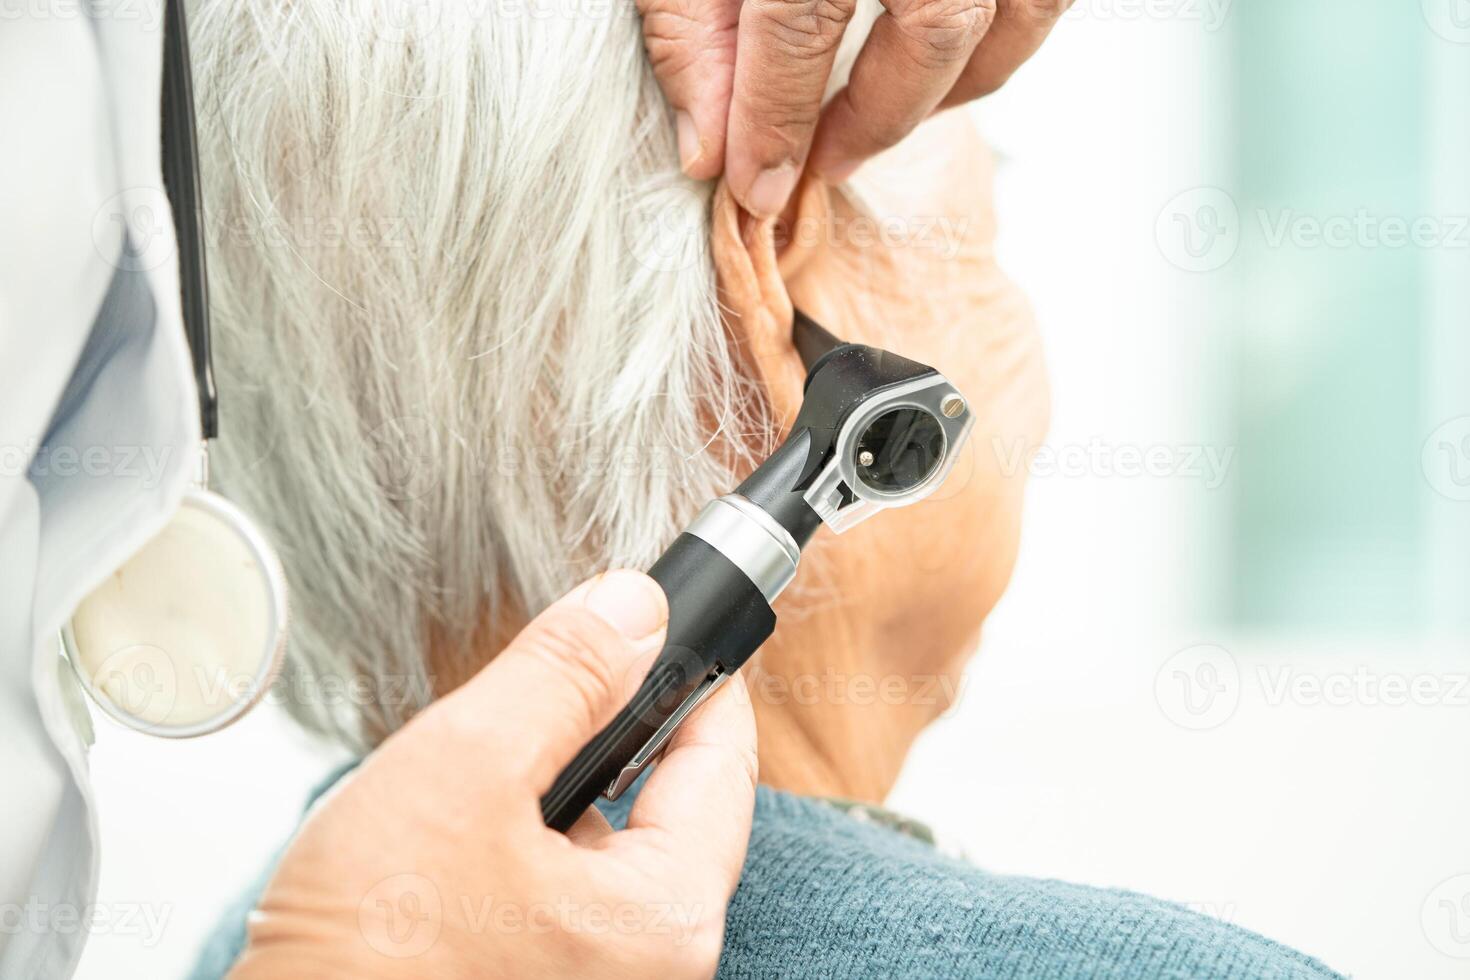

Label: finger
[430,570,669,799]
[939,0,1068,108]
[808,0,995,183]
[726,0,860,218]
[639,0,741,179]
[615,670,758,903]
[565,805,616,847]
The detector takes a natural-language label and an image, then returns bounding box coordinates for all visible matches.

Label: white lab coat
[0,3,196,977]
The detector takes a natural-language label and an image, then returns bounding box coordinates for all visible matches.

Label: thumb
[429,570,669,802]
[638,0,740,179]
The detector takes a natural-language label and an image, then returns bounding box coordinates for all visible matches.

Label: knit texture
[191,765,1343,979]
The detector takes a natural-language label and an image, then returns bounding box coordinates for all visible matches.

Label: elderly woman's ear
[711,176,829,431]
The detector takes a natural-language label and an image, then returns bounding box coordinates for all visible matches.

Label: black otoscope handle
[539,533,776,833]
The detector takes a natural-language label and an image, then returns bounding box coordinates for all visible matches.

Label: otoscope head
[736,312,975,543]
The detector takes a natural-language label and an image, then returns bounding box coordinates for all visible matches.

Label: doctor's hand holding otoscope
[232,570,757,978]
[226,313,974,973]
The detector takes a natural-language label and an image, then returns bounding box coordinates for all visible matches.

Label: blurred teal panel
[1227,0,1429,628]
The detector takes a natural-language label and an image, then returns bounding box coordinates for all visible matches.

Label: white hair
[190,0,875,750]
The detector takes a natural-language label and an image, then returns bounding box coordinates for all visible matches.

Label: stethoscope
[60,0,289,737]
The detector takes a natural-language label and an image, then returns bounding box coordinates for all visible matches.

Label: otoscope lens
[854,407,945,494]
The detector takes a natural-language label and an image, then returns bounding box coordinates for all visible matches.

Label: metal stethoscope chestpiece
[62,448,289,737]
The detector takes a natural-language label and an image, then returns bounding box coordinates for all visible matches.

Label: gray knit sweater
[191,767,1344,979]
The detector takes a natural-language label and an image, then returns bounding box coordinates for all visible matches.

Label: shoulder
[716,788,1340,980]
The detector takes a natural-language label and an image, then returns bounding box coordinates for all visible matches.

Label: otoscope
[540,311,974,831]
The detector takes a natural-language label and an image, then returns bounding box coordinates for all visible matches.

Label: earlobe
[711,178,833,430]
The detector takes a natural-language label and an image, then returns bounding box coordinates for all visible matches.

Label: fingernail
[584,570,668,641]
[744,162,799,219]
[816,156,861,186]
[676,112,703,174]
